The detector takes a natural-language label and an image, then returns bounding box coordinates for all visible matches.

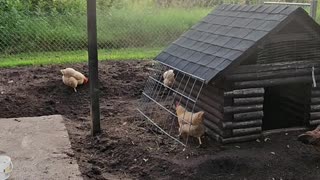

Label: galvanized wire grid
[137,61,205,147]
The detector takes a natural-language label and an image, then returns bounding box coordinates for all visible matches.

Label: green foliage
[0,0,319,59]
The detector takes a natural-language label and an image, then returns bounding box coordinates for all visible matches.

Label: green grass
[0,7,211,54]
[0,1,318,68]
[0,47,162,68]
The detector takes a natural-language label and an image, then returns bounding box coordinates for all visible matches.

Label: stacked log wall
[222,88,264,143]
[175,75,226,142]
[310,87,320,126]
[222,60,320,143]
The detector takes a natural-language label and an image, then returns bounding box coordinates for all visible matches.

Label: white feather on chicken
[163,69,175,87]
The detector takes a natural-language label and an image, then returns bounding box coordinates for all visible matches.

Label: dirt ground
[1,60,320,180]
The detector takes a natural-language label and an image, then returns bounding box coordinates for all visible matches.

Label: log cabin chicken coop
[138,4,320,145]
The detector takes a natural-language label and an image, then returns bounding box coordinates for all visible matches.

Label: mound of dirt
[1,60,320,180]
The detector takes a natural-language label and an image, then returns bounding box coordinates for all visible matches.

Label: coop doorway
[262,83,311,130]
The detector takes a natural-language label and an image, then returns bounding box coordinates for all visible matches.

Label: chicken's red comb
[175,101,180,107]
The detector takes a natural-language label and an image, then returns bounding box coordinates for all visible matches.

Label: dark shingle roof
[155,4,309,83]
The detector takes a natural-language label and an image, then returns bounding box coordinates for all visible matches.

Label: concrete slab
[0,115,83,180]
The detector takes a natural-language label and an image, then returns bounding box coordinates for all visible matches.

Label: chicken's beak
[60,69,64,75]
[84,77,89,84]
[298,134,315,144]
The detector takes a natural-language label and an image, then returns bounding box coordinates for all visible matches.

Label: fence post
[311,0,318,20]
[87,0,101,136]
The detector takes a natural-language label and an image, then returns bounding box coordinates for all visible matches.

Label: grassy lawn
[0,47,162,68]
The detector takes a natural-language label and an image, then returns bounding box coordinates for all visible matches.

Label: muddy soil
[0,60,319,180]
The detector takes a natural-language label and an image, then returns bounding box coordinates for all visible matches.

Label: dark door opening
[262,83,311,130]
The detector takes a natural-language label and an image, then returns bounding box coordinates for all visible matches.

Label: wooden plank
[233,60,320,74]
[224,105,263,114]
[267,33,314,43]
[224,88,264,98]
[230,120,263,129]
[310,112,320,120]
[232,127,262,136]
[233,111,264,121]
[311,90,320,97]
[176,76,224,104]
[234,76,312,89]
[206,129,221,142]
[227,68,320,82]
[311,97,320,105]
[177,95,224,120]
[310,119,320,126]
[311,104,320,112]
[234,97,264,106]
[262,127,309,136]
[221,122,233,129]
[204,120,226,137]
[221,134,261,144]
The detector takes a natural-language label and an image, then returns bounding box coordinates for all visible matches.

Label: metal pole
[311,0,318,20]
[87,0,101,135]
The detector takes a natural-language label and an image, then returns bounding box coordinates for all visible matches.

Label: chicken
[175,102,205,146]
[298,125,320,152]
[179,121,205,146]
[176,102,204,126]
[163,69,175,87]
[60,68,88,92]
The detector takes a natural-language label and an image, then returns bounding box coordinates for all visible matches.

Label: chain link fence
[0,0,318,66]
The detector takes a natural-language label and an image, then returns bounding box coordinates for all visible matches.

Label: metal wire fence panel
[137,61,205,146]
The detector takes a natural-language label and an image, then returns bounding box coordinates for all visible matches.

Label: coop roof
[155,4,320,83]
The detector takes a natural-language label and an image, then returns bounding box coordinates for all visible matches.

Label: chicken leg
[198,137,202,146]
[74,88,77,92]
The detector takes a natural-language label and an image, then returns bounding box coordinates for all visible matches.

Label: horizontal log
[221,134,261,144]
[234,76,312,89]
[203,119,224,136]
[309,120,320,126]
[233,111,264,121]
[310,112,320,120]
[311,90,320,97]
[311,105,320,112]
[233,60,320,74]
[224,88,264,98]
[227,68,320,82]
[311,97,320,105]
[177,95,224,120]
[234,97,264,106]
[224,105,263,114]
[176,76,224,104]
[232,127,262,136]
[206,128,221,142]
[262,127,309,136]
[221,122,233,129]
[198,96,223,112]
[230,120,263,129]
[205,111,223,125]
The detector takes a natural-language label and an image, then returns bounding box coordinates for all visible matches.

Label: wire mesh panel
[137,61,205,147]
